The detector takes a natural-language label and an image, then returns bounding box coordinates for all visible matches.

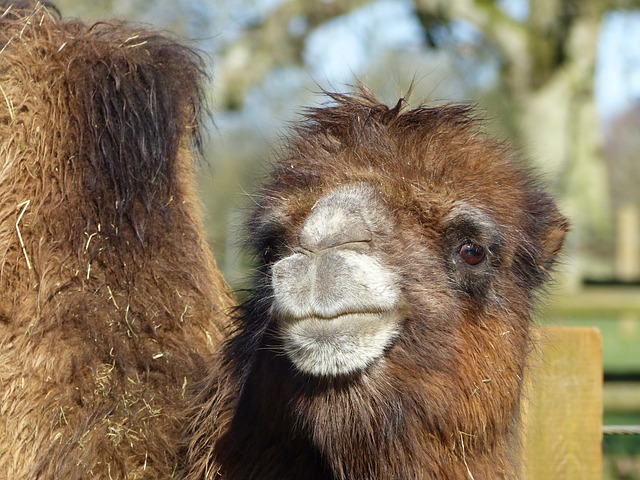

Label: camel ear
[515,189,569,286]
[538,202,570,273]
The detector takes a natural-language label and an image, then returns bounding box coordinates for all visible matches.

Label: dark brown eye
[459,243,485,265]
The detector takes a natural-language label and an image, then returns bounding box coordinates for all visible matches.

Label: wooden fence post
[520,326,603,479]
[617,204,640,281]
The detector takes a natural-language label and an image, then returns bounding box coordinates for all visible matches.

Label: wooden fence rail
[521,326,603,479]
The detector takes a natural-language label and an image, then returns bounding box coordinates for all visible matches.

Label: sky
[304,0,424,83]
[596,10,640,124]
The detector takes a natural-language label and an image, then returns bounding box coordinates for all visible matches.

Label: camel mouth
[280,310,393,324]
[278,311,401,377]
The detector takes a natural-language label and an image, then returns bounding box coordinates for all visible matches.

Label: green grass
[604,412,640,480]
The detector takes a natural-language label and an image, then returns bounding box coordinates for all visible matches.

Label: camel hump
[1,7,206,227]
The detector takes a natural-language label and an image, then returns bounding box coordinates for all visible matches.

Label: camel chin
[279,312,402,377]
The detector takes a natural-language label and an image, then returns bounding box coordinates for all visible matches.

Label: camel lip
[279,310,395,324]
[278,310,403,377]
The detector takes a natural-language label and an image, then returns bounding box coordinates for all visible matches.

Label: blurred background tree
[49,1,640,476]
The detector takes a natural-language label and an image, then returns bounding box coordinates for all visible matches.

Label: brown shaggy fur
[181,91,568,479]
[0,3,233,478]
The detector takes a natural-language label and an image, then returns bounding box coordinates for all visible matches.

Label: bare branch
[413,0,529,89]
[215,0,371,109]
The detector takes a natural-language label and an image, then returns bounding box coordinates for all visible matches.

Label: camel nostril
[298,184,379,252]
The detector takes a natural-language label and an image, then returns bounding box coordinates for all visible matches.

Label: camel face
[267,185,507,379]
[271,183,402,376]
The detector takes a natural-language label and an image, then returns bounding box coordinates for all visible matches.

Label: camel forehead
[289,158,524,227]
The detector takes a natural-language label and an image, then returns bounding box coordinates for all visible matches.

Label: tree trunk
[519,3,610,284]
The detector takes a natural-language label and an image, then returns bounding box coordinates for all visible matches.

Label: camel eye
[459,243,485,265]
